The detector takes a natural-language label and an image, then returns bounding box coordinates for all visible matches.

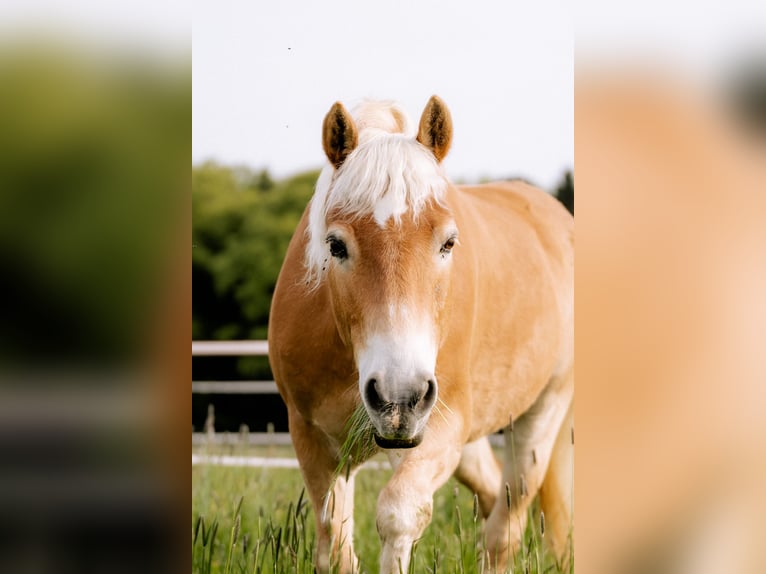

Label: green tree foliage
[554,170,574,215]
[192,162,318,349]
[0,47,189,366]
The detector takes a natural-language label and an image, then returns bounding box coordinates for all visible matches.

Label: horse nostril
[365,378,385,410]
[424,379,436,404]
[408,378,437,409]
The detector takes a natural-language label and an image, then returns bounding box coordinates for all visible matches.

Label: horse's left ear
[416,95,453,163]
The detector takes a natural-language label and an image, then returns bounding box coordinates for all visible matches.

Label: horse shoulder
[441,182,572,432]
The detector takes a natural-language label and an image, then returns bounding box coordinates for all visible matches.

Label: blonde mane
[306,100,449,285]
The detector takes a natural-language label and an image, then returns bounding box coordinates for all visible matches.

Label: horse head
[310,96,457,448]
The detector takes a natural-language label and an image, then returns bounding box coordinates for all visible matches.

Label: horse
[268,96,574,573]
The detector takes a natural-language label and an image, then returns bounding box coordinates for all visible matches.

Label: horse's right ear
[322,102,358,169]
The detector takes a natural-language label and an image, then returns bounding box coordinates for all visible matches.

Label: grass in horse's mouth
[335,403,378,478]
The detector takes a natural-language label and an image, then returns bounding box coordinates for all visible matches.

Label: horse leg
[377,432,463,574]
[484,371,574,570]
[288,408,358,574]
[539,399,574,567]
[454,436,503,517]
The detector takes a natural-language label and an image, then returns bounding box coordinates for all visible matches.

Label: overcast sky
[2,1,761,192]
[193,0,573,191]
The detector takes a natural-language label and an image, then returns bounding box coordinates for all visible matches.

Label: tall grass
[193,443,571,574]
[335,403,377,478]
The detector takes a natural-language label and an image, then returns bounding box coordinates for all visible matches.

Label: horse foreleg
[377,436,463,574]
[485,372,574,570]
[288,409,358,574]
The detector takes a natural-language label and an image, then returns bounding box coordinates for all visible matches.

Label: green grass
[192,445,572,573]
[336,403,377,477]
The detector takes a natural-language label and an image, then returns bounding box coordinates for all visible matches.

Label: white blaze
[357,319,438,407]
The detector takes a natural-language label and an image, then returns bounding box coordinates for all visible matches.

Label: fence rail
[192,381,278,394]
[192,432,292,446]
[192,340,268,356]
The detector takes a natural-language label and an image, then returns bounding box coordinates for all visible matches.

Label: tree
[554,170,574,215]
[192,162,318,375]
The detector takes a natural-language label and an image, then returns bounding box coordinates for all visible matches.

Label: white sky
[2,0,761,192]
[193,0,573,191]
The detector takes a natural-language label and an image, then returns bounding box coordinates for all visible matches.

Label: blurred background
[0,2,189,573]
[576,2,766,573]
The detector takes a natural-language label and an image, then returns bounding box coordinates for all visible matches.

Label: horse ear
[322,102,358,169]
[416,95,453,163]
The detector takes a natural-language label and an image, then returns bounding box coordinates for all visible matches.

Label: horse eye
[440,237,456,254]
[327,237,348,259]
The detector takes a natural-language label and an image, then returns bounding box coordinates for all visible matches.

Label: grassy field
[192,444,572,573]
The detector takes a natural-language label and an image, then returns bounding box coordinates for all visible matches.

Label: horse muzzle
[362,376,437,449]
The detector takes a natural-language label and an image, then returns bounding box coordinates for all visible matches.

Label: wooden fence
[192,340,287,446]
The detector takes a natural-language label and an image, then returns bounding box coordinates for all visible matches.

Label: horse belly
[464,374,548,442]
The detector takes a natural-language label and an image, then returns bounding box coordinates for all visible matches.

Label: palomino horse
[269,96,573,573]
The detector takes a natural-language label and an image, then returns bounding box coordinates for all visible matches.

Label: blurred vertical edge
[0,24,189,574]
[575,46,766,574]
